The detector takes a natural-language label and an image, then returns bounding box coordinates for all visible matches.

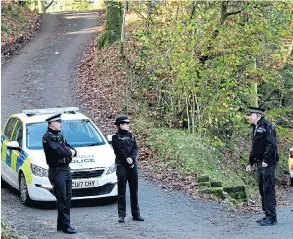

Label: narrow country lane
[1,11,293,239]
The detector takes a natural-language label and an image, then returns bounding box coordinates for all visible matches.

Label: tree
[38,0,45,13]
[131,1,293,134]
[120,1,128,57]
[97,0,122,49]
[37,0,55,13]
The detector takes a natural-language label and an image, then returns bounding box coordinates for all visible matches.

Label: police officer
[246,107,278,226]
[42,113,77,234]
[112,115,144,223]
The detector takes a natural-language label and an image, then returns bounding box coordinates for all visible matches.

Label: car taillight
[291,165,293,171]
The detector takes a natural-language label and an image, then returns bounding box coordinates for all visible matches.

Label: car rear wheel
[290,177,293,187]
[19,173,32,206]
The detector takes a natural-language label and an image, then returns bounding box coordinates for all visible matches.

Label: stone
[223,186,247,201]
[198,187,225,199]
[223,186,246,193]
[211,181,222,187]
[197,175,210,183]
[198,182,211,188]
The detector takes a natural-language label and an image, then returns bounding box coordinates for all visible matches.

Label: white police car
[1,107,117,205]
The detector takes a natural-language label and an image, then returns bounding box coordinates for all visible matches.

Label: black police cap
[114,115,130,125]
[45,113,62,123]
[247,106,265,115]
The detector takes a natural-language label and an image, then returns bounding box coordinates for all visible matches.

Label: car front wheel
[19,173,32,206]
[1,176,8,188]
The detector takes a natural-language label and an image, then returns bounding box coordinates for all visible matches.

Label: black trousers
[257,164,277,219]
[116,163,140,218]
[48,166,72,230]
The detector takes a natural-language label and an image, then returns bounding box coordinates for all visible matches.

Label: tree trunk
[250,57,258,107]
[97,0,122,49]
[250,82,258,107]
[120,1,127,57]
[38,0,45,13]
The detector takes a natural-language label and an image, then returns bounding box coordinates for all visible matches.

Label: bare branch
[45,0,54,11]
[131,8,147,21]
[226,10,242,17]
[189,0,198,21]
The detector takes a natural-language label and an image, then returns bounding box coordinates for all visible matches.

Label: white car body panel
[1,109,118,202]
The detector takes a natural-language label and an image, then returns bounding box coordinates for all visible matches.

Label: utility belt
[48,157,71,168]
[256,159,277,168]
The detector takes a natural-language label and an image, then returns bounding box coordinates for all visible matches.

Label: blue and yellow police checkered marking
[1,134,33,184]
[1,135,8,163]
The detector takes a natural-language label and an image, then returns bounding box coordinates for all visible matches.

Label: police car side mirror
[107,135,113,144]
[6,141,21,151]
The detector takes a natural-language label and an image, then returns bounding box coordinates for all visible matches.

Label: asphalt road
[1,11,293,239]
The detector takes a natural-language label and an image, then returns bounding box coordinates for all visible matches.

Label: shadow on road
[31,196,117,210]
[1,183,117,210]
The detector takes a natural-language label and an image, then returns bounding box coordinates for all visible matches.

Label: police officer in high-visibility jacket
[112,115,144,223]
[42,113,77,234]
[246,107,278,226]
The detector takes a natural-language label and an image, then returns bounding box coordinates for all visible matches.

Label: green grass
[133,116,283,201]
[1,24,10,33]
[134,118,254,187]
[149,127,250,186]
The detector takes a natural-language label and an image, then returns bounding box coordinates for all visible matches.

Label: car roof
[10,108,89,124]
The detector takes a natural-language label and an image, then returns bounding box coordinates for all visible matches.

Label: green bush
[1,219,21,239]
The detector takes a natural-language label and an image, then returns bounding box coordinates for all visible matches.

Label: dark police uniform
[248,107,278,226]
[42,113,77,234]
[112,116,144,223]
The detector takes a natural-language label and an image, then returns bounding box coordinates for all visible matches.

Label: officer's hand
[246,164,252,172]
[130,165,134,168]
[126,157,133,165]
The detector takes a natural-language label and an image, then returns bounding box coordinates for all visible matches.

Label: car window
[12,120,23,148]
[4,117,18,140]
[26,119,106,150]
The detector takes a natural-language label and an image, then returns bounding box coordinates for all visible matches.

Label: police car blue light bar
[23,107,79,116]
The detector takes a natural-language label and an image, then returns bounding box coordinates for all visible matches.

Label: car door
[7,119,24,188]
[1,117,18,186]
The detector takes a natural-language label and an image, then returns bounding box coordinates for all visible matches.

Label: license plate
[72,180,98,189]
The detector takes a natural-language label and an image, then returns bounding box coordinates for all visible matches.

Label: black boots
[260,218,277,226]
[118,215,144,222]
[256,217,266,223]
[133,216,144,221]
[57,226,77,234]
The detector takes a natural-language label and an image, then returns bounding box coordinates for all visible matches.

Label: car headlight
[106,164,116,175]
[30,164,48,177]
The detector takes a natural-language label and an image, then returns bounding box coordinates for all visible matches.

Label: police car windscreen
[26,119,106,150]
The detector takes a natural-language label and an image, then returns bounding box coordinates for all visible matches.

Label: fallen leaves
[1,2,40,63]
[76,37,127,136]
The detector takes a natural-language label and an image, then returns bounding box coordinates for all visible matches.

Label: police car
[1,107,117,205]
[289,146,293,186]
